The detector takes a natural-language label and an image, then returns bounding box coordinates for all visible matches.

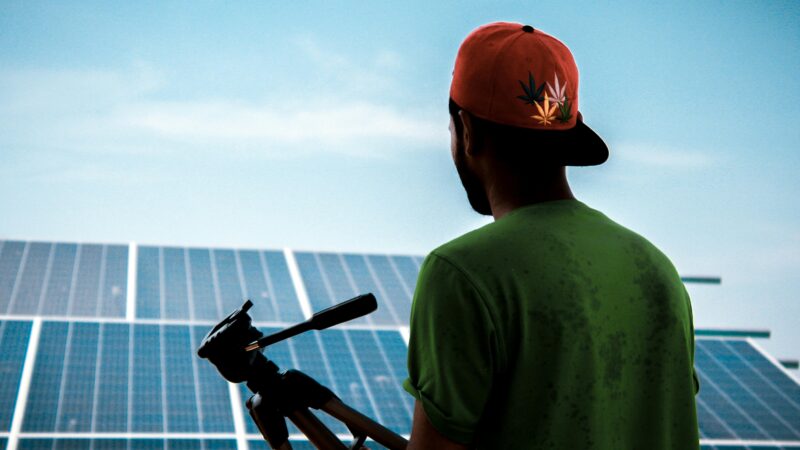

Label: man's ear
[458,109,479,157]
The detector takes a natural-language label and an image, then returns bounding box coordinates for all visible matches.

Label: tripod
[197,295,409,450]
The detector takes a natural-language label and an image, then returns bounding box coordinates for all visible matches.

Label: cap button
[521,25,534,33]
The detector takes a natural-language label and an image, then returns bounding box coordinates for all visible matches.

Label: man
[402,22,700,449]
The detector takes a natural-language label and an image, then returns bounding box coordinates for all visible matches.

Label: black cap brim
[556,115,609,166]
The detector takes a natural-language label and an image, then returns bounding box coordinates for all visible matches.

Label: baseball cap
[451,22,609,166]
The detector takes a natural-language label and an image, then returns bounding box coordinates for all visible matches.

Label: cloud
[0,41,447,163]
[612,142,714,169]
[37,95,446,160]
[0,60,163,113]
[113,98,444,155]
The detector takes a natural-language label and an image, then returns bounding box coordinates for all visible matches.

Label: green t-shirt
[403,199,699,449]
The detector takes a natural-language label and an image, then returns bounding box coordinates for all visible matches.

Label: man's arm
[407,400,469,450]
[404,253,498,447]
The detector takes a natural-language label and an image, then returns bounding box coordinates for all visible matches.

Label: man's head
[448,97,571,215]
[448,22,608,216]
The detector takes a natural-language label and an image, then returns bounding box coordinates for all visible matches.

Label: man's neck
[484,167,576,220]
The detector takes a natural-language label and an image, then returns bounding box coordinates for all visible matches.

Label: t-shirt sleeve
[402,252,500,445]
[683,283,700,395]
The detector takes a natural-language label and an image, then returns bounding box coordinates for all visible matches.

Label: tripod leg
[322,398,408,450]
[248,392,293,450]
[287,408,348,450]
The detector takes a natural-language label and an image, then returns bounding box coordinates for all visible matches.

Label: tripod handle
[310,293,377,330]
[245,294,377,352]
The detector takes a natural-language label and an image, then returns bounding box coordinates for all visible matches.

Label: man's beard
[454,144,493,216]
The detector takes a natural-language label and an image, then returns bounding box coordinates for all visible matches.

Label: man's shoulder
[428,199,598,265]
[426,200,681,282]
[427,221,501,270]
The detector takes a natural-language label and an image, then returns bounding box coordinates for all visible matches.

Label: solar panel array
[1,239,799,450]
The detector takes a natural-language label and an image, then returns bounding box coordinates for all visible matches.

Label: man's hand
[407,400,470,450]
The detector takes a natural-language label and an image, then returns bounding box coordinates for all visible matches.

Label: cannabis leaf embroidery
[532,92,558,126]
[546,73,567,105]
[557,95,573,123]
[517,72,546,105]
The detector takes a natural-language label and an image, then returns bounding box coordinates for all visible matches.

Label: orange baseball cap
[451,22,609,166]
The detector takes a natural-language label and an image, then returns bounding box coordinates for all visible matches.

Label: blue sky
[0,1,798,367]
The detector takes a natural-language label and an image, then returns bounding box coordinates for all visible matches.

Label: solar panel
[7,243,50,316]
[0,241,26,315]
[136,247,305,323]
[23,321,68,432]
[294,251,418,327]
[95,323,129,432]
[41,244,79,316]
[0,241,127,319]
[696,338,800,442]
[363,255,414,325]
[22,322,234,434]
[2,239,799,450]
[340,254,401,325]
[0,320,32,431]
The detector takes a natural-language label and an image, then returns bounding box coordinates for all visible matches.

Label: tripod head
[196,300,264,384]
[197,293,377,388]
